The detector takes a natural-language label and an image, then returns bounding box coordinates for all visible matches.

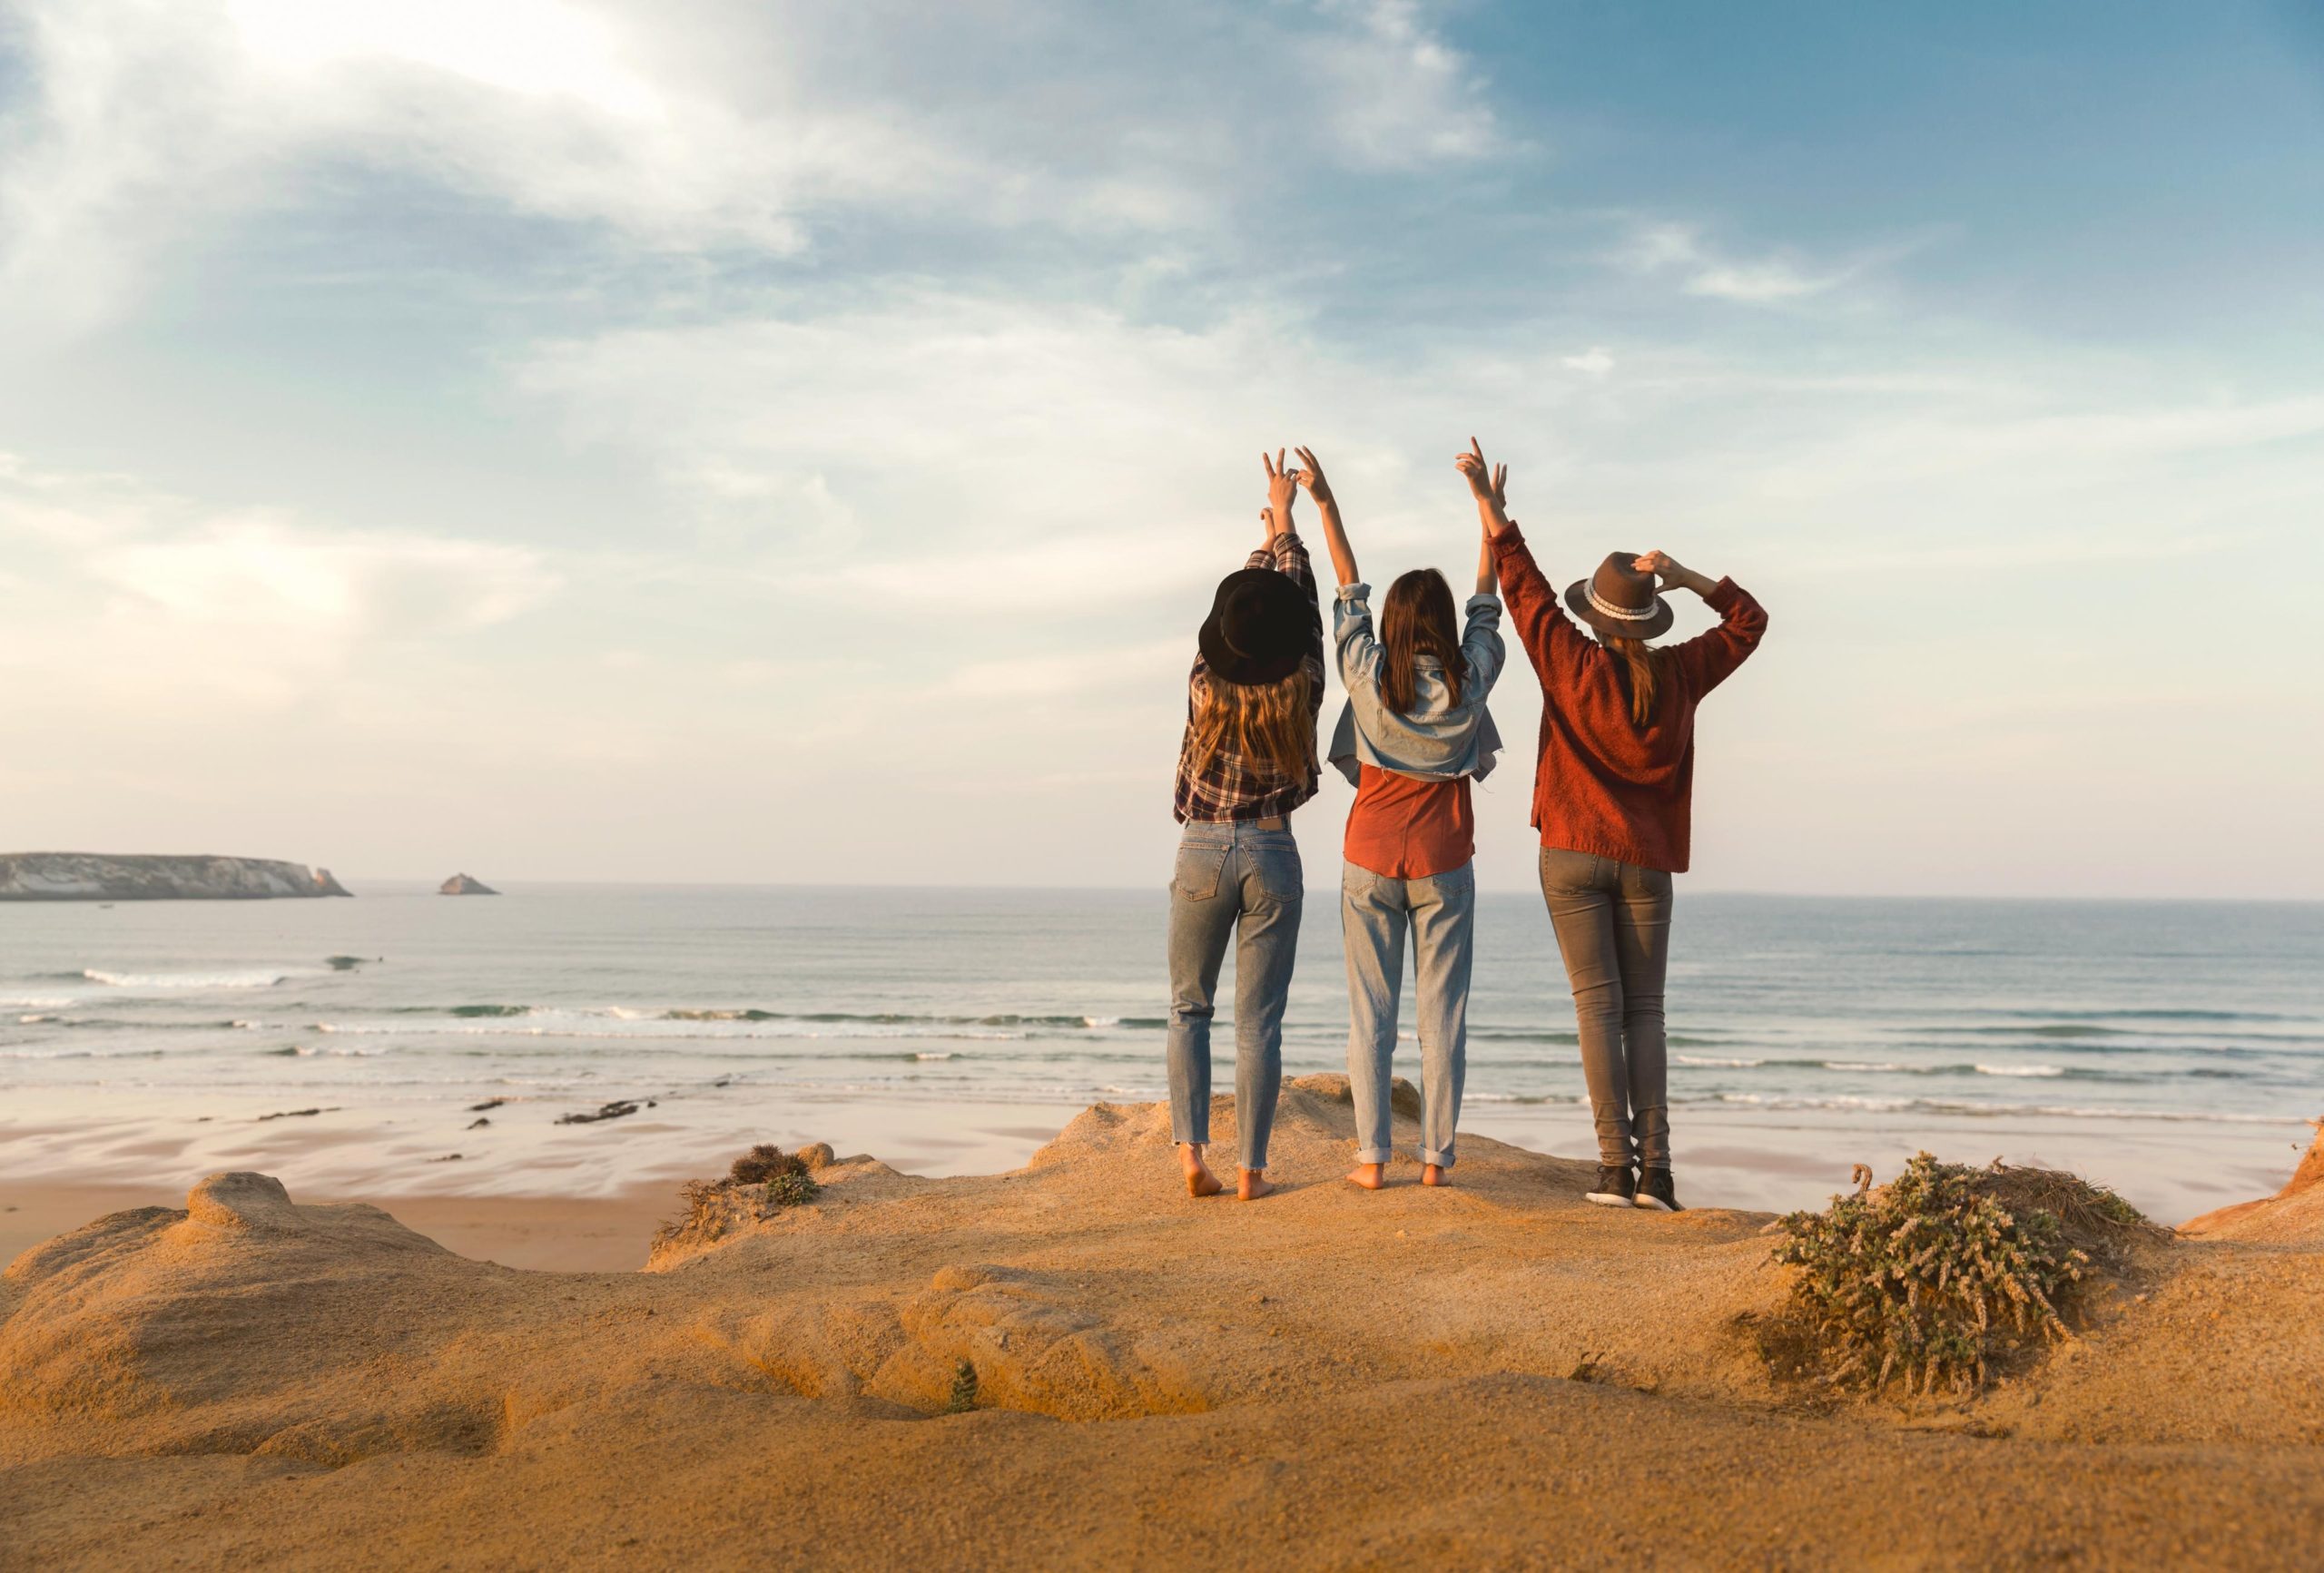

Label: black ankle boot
[1585,1165,1636,1206]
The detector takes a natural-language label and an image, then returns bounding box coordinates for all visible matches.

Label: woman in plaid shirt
[1166,451,1326,1202]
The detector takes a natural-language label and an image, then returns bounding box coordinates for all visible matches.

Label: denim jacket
[1327,584,1505,785]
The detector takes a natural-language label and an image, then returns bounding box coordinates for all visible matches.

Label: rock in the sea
[0,852,354,901]
[439,873,499,896]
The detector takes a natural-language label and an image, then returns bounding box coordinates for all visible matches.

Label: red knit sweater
[1490,525,1767,873]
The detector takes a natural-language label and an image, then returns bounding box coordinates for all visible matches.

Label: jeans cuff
[1354,1146,1393,1165]
[1420,1148,1455,1168]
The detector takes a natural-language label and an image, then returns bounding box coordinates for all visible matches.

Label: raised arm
[1248,450,1324,664]
[1475,533,1495,596]
[1291,445,1357,587]
[1258,448,1298,548]
[1459,438,1581,680]
[1637,549,1767,696]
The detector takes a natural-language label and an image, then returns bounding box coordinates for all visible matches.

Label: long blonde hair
[1605,636,1669,727]
[1189,667,1315,783]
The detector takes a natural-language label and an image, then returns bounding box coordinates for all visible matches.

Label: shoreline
[5,1092,2301,1235]
[5,1095,2309,1276]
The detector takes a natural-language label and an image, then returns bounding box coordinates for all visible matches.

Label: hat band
[1586,585,1659,623]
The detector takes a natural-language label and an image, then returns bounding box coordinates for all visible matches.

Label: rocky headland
[3,1081,2319,1569]
[0,853,352,901]
[438,873,498,895]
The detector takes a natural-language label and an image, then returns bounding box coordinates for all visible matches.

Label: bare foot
[1422,1164,1449,1187]
[1238,1169,1276,1201]
[1346,1162,1386,1190]
[1180,1144,1223,1198]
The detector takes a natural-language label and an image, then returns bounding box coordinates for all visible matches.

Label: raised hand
[1634,550,1716,596]
[1292,445,1334,507]
[1262,449,1298,532]
[1454,437,1507,509]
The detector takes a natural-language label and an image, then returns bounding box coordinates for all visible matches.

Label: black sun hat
[1198,568,1314,685]
[1564,551,1674,640]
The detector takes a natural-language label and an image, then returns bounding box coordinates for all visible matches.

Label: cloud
[1310,0,1502,168]
[0,0,1510,330]
[512,290,1339,572]
[0,454,556,709]
[1561,347,1616,376]
[1617,222,1872,304]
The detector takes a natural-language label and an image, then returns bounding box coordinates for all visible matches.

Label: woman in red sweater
[1456,439,1768,1213]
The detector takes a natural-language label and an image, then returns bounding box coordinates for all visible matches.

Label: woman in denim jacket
[1296,447,1505,1189]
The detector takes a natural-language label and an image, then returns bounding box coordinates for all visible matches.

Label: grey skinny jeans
[1166,821,1304,1170]
[1539,848,1673,1170]
[1342,860,1473,1167]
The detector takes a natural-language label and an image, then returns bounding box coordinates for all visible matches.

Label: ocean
[4,885,2318,1222]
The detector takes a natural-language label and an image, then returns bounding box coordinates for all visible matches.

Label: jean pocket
[1254,841,1305,905]
[1537,847,1596,895]
[1429,862,1476,902]
[1172,842,1229,902]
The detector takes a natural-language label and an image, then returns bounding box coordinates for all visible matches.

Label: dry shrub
[1768,1152,2162,1397]
[651,1145,824,1253]
[651,1178,744,1255]
[730,1144,809,1185]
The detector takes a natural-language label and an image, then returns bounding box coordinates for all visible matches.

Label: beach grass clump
[1768,1152,2163,1397]
[945,1359,980,1414]
[763,1170,821,1208]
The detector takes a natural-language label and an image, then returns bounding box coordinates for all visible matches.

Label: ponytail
[1606,636,1666,727]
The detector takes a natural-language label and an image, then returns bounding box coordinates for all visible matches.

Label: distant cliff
[439,873,498,896]
[0,853,353,901]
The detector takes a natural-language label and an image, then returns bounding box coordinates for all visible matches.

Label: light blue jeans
[1166,821,1305,1171]
[1341,860,1474,1168]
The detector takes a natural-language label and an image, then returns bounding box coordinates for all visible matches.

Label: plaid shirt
[1173,531,1327,823]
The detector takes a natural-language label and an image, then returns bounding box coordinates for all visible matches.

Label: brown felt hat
[1564,551,1674,640]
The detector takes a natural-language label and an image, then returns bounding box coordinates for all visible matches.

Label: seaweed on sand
[1766,1152,2165,1397]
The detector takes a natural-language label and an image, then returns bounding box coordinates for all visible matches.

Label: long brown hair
[1604,635,1669,727]
[1380,569,1462,714]
[1190,667,1315,783]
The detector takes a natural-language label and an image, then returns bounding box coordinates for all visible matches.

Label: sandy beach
[5,1077,2319,1570]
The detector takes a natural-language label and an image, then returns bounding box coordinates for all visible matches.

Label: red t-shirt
[1344,765,1473,879]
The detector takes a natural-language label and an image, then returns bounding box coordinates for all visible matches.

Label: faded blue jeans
[1166,821,1304,1172]
[1342,860,1474,1168]
[1539,847,1673,1170]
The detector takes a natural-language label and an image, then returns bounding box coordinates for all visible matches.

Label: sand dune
[5,1077,2320,1569]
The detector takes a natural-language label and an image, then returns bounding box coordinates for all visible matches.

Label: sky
[1,0,2320,898]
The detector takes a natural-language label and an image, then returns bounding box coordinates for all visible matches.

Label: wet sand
[5,1086,2292,1233]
